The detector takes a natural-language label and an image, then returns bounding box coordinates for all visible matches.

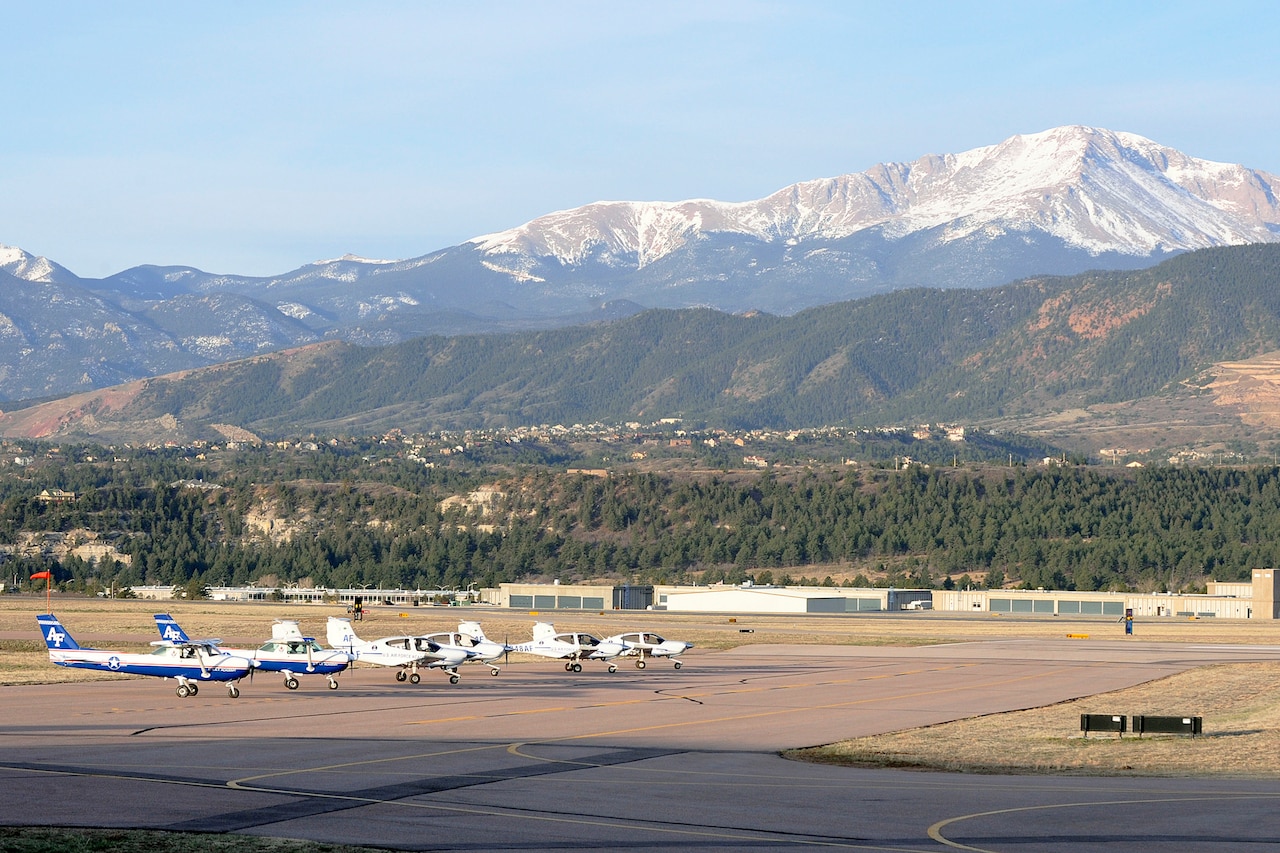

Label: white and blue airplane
[602,631,693,669]
[155,614,351,690]
[38,613,253,698]
[511,622,631,673]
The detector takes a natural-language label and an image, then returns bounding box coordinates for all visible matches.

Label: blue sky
[1,1,1276,277]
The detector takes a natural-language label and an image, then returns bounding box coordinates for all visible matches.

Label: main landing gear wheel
[409,672,421,684]
[328,679,339,690]
[564,662,573,672]
[635,659,646,669]
[176,684,191,698]
[228,685,240,699]
[674,661,683,669]
[571,662,582,673]
[285,676,300,690]
[449,673,460,684]
[396,670,408,682]
[608,664,617,673]
[489,669,500,676]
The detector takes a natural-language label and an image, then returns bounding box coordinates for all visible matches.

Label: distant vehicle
[155,613,351,690]
[602,631,693,669]
[904,600,933,610]
[511,622,630,673]
[326,616,470,684]
[38,613,252,698]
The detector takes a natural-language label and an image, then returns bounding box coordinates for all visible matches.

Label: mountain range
[2,125,1279,403]
[5,243,1280,458]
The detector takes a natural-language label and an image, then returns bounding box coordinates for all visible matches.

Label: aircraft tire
[564,662,572,672]
[409,672,421,684]
[176,684,191,698]
[285,677,300,690]
[328,679,339,690]
[636,659,646,669]
[228,685,240,699]
[396,670,408,682]
[674,661,683,669]
[188,683,199,695]
[608,665,617,673]
[571,662,582,673]
[449,673,460,684]
[489,669,499,676]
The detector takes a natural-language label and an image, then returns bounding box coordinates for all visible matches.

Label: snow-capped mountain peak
[471,126,1280,270]
[0,244,74,283]
[310,253,399,266]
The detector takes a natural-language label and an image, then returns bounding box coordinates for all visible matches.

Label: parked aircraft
[511,622,630,672]
[38,613,252,698]
[154,614,351,690]
[602,631,693,669]
[424,621,512,676]
[325,616,469,684]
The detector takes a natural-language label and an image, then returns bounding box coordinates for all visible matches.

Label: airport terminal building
[496,582,932,613]
[934,569,1276,620]
[496,569,1278,619]
[124,569,1278,620]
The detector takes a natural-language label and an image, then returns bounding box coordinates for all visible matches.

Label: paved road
[2,639,1278,851]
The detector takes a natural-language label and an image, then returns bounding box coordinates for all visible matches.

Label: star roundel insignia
[107,656,122,670]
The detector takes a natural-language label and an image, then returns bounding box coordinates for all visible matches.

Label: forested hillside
[7,244,1280,448]
[3,441,1276,597]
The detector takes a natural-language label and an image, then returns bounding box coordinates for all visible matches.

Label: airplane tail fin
[37,614,81,650]
[327,616,360,651]
[532,621,557,641]
[458,620,486,641]
[272,620,305,642]
[154,613,191,644]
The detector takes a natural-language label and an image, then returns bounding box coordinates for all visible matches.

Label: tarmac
[3,638,1280,851]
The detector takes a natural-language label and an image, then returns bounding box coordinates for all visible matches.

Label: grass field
[788,661,1280,777]
[5,593,1280,780]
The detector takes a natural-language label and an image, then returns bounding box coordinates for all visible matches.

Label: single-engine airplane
[326,616,470,684]
[155,613,351,690]
[511,622,630,672]
[38,612,253,698]
[602,631,693,669]
[423,620,512,676]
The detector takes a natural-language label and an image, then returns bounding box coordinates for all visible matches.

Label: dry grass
[789,661,1280,777]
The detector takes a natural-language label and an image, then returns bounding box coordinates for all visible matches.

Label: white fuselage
[513,623,629,663]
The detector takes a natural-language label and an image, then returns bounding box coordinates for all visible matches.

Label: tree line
[2,443,1275,596]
